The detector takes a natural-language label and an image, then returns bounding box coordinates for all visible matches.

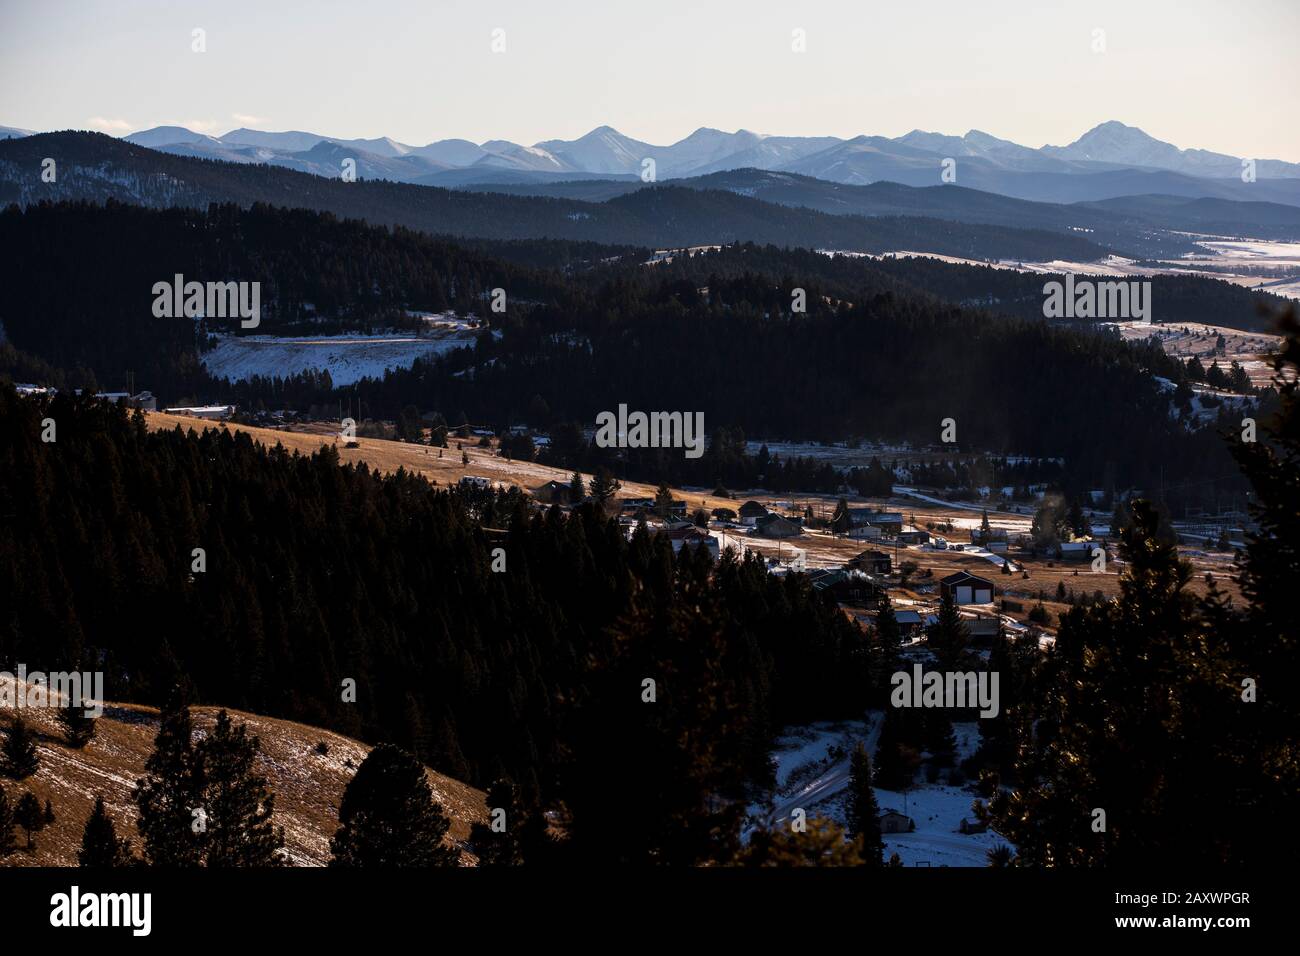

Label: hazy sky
[2,0,1297,158]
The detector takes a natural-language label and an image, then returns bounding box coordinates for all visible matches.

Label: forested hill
[0,132,1109,261]
[0,200,576,396]
[619,244,1290,332]
[0,202,1260,498]
[0,388,875,815]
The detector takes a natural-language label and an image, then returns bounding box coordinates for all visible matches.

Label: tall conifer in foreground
[79,795,134,867]
[197,710,285,866]
[133,690,204,866]
[468,778,525,866]
[329,743,460,867]
[846,743,883,865]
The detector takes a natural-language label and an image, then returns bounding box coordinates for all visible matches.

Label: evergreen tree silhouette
[468,778,524,866]
[846,743,882,865]
[197,710,285,866]
[329,744,460,867]
[133,689,204,866]
[1,716,39,779]
[78,795,134,867]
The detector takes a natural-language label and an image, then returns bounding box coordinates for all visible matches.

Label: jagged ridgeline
[0,388,874,801]
[0,131,1112,261]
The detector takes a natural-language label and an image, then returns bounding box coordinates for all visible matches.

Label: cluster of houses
[14,384,162,412]
[849,565,1008,643]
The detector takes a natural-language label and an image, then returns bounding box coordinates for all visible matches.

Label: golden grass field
[145,411,1249,622]
[0,694,486,867]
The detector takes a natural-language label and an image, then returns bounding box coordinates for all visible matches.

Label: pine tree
[133,690,204,866]
[874,706,920,791]
[568,471,586,502]
[875,598,901,646]
[58,699,96,748]
[978,508,992,544]
[468,778,524,866]
[588,466,620,506]
[43,798,55,826]
[561,563,747,866]
[79,795,133,867]
[1111,497,1131,537]
[1225,306,1300,863]
[0,784,16,858]
[846,743,882,865]
[196,710,285,866]
[987,844,1016,867]
[830,497,851,534]
[654,481,675,518]
[926,591,969,671]
[329,744,460,867]
[1,716,39,779]
[14,791,45,849]
[922,709,958,767]
[985,500,1227,865]
[1067,498,1087,538]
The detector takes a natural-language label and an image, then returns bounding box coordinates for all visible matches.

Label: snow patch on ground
[753,716,1009,867]
[202,320,481,386]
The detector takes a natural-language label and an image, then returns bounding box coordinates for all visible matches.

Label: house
[620,497,656,513]
[961,613,1002,643]
[1059,540,1099,561]
[162,404,235,420]
[843,507,877,527]
[865,512,904,534]
[98,390,156,411]
[846,524,883,540]
[940,571,995,605]
[879,809,914,834]
[738,500,769,525]
[897,529,932,546]
[986,540,1009,554]
[460,475,492,490]
[752,513,801,538]
[848,549,892,575]
[958,818,988,835]
[808,568,877,602]
[894,609,923,636]
[533,479,575,505]
[663,526,720,561]
[840,509,903,535]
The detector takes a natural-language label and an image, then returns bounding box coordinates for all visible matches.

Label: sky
[2,0,1298,159]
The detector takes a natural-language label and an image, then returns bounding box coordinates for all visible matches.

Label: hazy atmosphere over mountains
[1,0,1297,934]
[6,118,1299,207]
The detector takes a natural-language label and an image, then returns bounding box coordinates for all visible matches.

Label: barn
[940,570,995,605]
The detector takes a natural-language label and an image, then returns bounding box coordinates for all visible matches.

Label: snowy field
[755,716,1009,867]
[201,316,482,386]
[839,242,1300,301]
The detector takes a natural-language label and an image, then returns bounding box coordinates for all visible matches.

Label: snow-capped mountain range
[4,120,1299,204]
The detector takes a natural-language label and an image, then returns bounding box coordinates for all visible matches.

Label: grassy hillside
[0,687,486,867]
